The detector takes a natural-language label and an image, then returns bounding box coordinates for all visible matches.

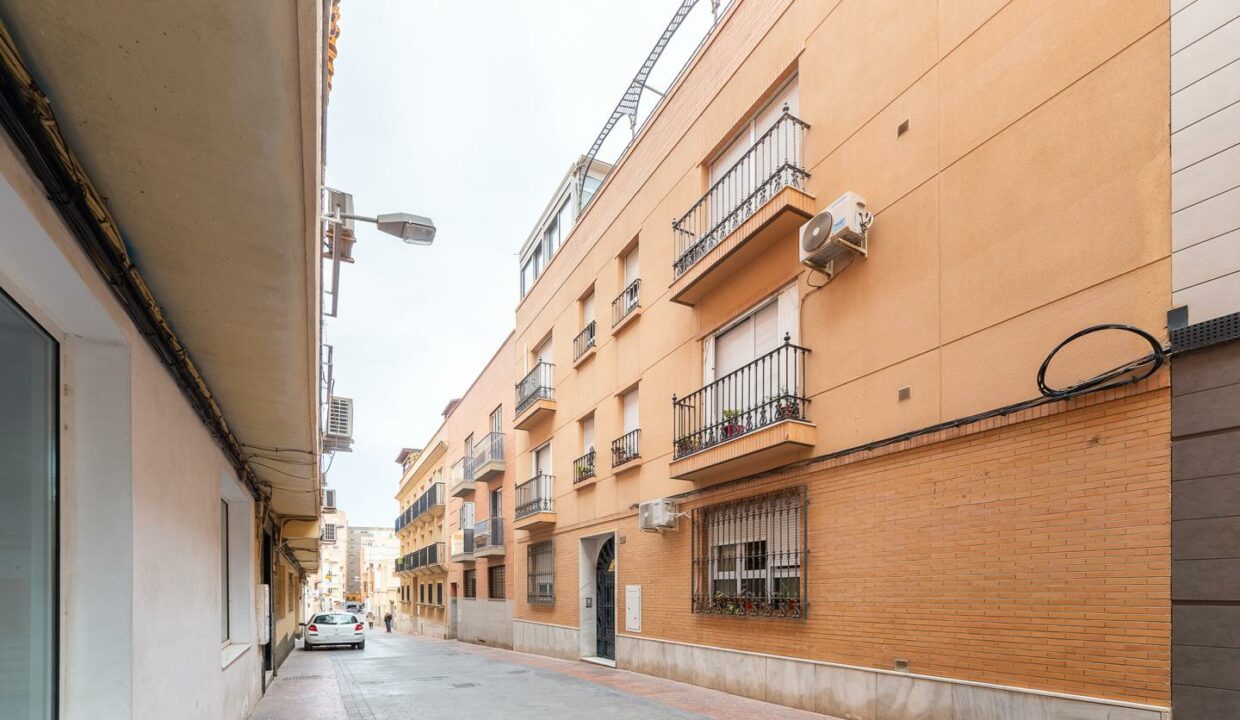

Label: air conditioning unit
[638,498,679,532]
[800,191,872,276]
[324,396,354,452]
[323,488,337,512]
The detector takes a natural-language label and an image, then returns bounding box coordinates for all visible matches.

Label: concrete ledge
[615,634,1170,720]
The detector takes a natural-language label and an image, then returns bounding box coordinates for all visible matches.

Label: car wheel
[304,643,314,651]
[357,641,365,650]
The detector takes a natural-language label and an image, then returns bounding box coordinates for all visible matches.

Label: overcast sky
[324,0,719,526]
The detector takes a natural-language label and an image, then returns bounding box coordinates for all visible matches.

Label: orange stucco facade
[505,0,1173,715]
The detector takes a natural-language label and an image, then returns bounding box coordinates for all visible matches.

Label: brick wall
[518,385,1170,705]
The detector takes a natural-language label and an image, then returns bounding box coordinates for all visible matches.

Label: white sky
[324,0,714,526]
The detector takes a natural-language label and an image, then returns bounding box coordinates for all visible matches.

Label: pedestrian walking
[366,610,374,629]
[383,611,393,633]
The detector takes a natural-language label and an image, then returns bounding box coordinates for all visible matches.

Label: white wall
[1170,0,1240,323]
[0,128,264,718]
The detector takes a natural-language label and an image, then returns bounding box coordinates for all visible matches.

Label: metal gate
[595,538,616,660]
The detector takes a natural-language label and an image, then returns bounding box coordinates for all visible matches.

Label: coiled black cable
[1036,323,1167,399]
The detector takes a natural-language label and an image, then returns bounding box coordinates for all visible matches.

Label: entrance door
[595,538,616,660]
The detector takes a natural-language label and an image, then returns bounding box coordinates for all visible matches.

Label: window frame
[691,486,806,619]
[488,564,506,600]
[464,569,477,598]
[527,541,555,605]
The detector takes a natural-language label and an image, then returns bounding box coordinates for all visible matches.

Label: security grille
[527,541,555,605]
[488,564,506,600]
[321,523,337,544]
[691,486,806,618]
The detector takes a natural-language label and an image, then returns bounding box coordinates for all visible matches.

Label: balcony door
[0,290,58,720]
[703,286,799,431]
[708,76,801,231]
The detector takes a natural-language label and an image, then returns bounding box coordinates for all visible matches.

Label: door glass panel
[0,290,57,719]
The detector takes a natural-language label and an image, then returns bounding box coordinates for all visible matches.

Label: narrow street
[251,632,834,720]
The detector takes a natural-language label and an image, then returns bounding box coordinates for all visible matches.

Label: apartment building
[507,1,1175,718]
[0,1,333,716]
[394,444,450,636]
[312,510,349,612]
[443,335,518,648]
[1166,1,1240,717]
[355,527,400,619]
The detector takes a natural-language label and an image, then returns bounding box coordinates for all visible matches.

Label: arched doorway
[595,537,616,660]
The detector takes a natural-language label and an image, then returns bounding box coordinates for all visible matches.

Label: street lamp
[339,211,436,245]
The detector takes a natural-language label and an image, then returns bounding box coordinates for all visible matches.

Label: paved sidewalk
[250,631,834,720]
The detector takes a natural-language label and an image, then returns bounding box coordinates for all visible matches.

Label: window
[322,523,337,544]
[520,196,577,298]
[419,583,425,604]
[490,406,502,435]
[709,75,800,185]
[488,565,506,599]
[614,388,640,466]
[220,500,230,641]
[581,175,603,207]
[575,289,597,360]
[691,487,805,618]
[464,569,477,598]
[436,582,444,606]
[527,542,555,604]
[490,487,503,518]
[323,488,336,510]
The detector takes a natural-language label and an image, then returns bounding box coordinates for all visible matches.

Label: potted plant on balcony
[774,388,800,420]
[676,436,700,456]
[575,460,594,480]
[722,409,746,438]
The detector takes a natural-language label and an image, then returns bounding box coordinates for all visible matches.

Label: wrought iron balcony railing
[472,431,504,470]
[574,449,597,484]
[673,110,809,277]
[515,474,555,519]
[612,429,640,467]
[573,321,597,361]
[612,279,640,326]
[394,481,445,532]
[516,361,554,415]
[673,336,808,459]
[396,541,444,573]
[475,517,504,551]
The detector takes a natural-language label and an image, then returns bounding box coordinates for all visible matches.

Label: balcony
[573,321,597,366]
[611,429,640,470]
[515,362,555,430]
[450,527,475,563]
[612,278,641,332]
[472,431,506,482]
[670,338,814,484]
[514,474,556,530]
[395,542,446,576]
[394,481,445,533]
[670,112,813,306]
[448,456,475,498]
[474,517,505,558]
[573,449,597,485]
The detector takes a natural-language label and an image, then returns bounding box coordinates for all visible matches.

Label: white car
[303,612,365,650]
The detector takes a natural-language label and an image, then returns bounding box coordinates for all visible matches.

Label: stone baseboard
[614,635,1171,720]
[513,619,579,661]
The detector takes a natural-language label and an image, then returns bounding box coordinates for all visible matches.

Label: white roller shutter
[623,388,639,433]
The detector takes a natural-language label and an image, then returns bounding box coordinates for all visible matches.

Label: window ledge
[220,642,250,669]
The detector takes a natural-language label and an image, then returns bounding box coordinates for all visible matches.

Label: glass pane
[0,290,57,719]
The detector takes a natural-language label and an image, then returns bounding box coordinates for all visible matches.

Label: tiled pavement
[250,631,836,720]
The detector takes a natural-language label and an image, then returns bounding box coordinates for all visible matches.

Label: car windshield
[312,614,357,625]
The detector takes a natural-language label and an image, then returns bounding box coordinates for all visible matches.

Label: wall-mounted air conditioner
[638,498,679,532]
[323,488,337,512]
[800,191,872,277]
[324,396,354,452]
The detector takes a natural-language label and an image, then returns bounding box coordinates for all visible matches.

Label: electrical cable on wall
[668,323,1170,502]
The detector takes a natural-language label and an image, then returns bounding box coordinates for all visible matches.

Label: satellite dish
[800,210,833,253]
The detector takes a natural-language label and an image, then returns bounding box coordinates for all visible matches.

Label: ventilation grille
[1171,311,1240,353]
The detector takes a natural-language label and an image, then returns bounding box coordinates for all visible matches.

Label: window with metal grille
[321,523,336,544]
[527,541,554,605]
[464,569,477,598]
[691,486,805,618]
[436,582,444,606]
[488,564,506,599]
[419,583,425,604]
